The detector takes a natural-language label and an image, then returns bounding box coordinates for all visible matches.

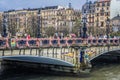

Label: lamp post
[2,14,8,37]
[37,9,41,38]
[79,0,89,70]
[82,0,88,39]
[106,18,110,51]
[82,16,87,38]
[79,27,82,37]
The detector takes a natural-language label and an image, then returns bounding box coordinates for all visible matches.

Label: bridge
[0,37,120,73]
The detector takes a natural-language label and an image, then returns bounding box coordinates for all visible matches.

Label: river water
[1,63,120,80]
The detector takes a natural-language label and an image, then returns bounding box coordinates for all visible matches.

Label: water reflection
[1,63,120,80]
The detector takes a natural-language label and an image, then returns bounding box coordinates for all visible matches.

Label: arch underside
[0,56,74,67]
[90,49,120,66]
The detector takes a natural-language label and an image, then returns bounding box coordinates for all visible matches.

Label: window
[96,13,99,16]
[107,7,109,10]
[107,2,110,6]
[101,13,104,16]
[102,2,105,6]
[101,8,104,12]
[97,3,99,7]
[106,12,109,16]
[97,8,99,11]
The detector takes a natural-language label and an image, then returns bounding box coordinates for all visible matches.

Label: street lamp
[82,0,88,39]
[82,16,87,38]
[2,14,8,37]
[79,27,82,37]
[106,17,110,51]
[37,9,41,38]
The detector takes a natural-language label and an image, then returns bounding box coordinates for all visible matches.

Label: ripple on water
[1,64,120,80]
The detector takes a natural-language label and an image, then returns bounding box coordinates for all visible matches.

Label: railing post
[30,48,32,55]
[11,49,13,56]
[23,49,25,55]
[99,47,101,54]
[38,48,41,56]
[52,47,54,58]
[2,49,4,56]
[47,48,49,57]
[64,47,65,53]
[60,47,62,59]
[63,47,66,61]
[19,49,21,55]
[55,47,57,58]
[102,46,106,52]
[36,48,38,56]
[41,48,44,56]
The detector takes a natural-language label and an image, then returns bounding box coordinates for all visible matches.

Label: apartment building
[3,9,38,36]
[94,0,110,30]
[41,6,81,33]
[1,6,81,37]
[82,0,110,35]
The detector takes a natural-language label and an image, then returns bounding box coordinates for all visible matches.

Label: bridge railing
[0,38,9,49]
[0,38,119,49]
[27,38,39,48]
[16,38,27,49]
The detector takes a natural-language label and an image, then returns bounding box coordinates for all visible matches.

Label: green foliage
[44,27,56,37]
[110,31,120,37]
[72,19,82,37]
[58,27,69,36]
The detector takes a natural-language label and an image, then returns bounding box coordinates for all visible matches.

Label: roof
[94,0,110,3]
[98,0,110,2]
[111,15,120,20]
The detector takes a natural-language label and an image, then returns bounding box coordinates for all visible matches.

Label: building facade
[82,0,110,36]
[94,0,110,35]
[3,9,38,37]
[0,6,81,37]
[41,6,81,33]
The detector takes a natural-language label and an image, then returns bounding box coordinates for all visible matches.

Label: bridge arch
[89,49,120,66]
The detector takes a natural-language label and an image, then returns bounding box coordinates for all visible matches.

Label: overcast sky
[0,0,96,11]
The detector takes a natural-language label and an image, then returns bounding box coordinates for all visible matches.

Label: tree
[110,31,120,37]
[44,27,56,37]
[72,19,82,37]
[27,16,38,37]
[8,18,18,37]
[62,27,69,36]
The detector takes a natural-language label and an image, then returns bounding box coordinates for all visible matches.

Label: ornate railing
[0,38,119,49]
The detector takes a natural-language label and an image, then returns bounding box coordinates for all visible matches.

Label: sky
[0,0,96,11]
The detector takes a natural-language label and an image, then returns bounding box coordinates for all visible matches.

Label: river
[1,63,120,80]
